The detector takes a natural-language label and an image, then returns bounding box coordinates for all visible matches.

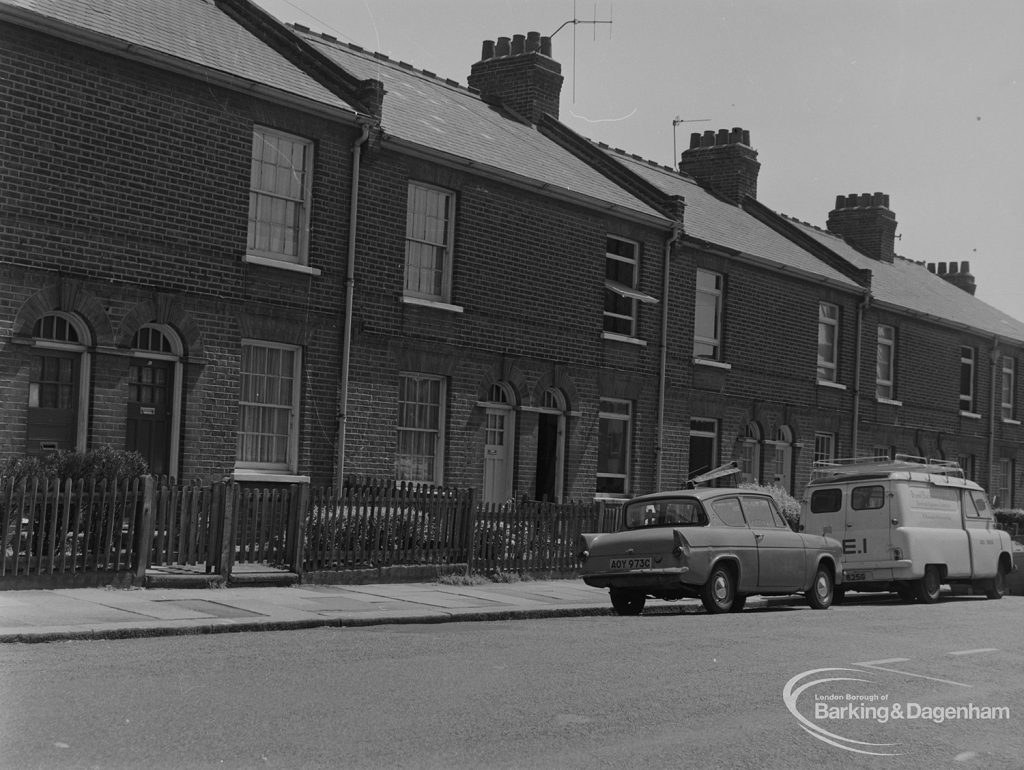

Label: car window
[741,496,778,528]
[968,490,992,519]
[851,485,885,510]
[810,488,842,513]
[710,497,745,527]
[624,499,707,528]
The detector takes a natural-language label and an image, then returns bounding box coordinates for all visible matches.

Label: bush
[739,482,802,530]
[0,446,148,484]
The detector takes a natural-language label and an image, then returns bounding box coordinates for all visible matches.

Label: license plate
[845,571,867,582]
[609,557,652,570]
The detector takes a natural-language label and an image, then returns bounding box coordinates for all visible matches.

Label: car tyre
[806,564,834,609]
[729,594,747,613]
[701,564,735,614]
[984,563,1008,600]
[832,587,846,605]
[610,589,646,616]
[914,565,942,604]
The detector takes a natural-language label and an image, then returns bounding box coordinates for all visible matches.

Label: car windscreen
[625,499,708,529]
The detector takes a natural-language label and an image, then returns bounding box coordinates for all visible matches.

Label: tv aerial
[550,2,613,103]
[673,115,711,164]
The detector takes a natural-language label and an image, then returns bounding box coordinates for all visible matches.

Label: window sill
[233,469,310,484]
[817,380,847,391]
[602,332,647,347]
[693,358,732,370]
[243,254,321,276]
[960,410,982,420]
[876,397,903,407]
[1002,418,1022,426]
[401,296,464,313]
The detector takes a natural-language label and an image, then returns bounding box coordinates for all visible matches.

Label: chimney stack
[677,128,760,204]
[826,192,898,263]
[926,261,977,295]
[467,31,563,124]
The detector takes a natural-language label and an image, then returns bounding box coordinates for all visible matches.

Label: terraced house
[2,0,1021,508]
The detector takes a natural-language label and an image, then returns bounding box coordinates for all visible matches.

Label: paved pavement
[0,576,811,644]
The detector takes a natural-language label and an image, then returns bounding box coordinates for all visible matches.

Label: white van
[801,455,1015,603]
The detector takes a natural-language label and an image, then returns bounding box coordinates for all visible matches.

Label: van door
[843,483,893,574]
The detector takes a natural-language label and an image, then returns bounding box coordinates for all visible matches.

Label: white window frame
[876,324,895,400]
[688,417,719,483]
[817,302,839,383]
[604,236,642,338]
[597,398,632,497]
[395,373,447,485]
[404,182,455,303]
[813,432,835,464]
[246,126,313,267]
[1001,356,1016,422]
[960,346,976,414]
[694,269,723,360]
[236,340,301,473]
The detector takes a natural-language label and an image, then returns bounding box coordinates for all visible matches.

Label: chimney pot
[835,195,846,210]
[927,263,936,273]
[858,193,872,207]
[730,127,743,143]
[496,36,510,56]
[512,34,525,55]
[938,262,948,274]
[742,129,751,145]
[481,40,495,60]
[689,132,701,150]
[872,191,886,207]
[540,36,552,56]
[702,130,715,147]
[716,128,729,145]
[526,31,541,52]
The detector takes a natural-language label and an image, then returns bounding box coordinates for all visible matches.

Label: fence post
[134,476,157,583]
[464,489,477,575]
[219,482,237,581]
[288,482,310,575]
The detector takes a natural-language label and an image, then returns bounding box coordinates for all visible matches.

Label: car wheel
[701,565,735,614]
[895,582,916,603]
[609,589,646,616]
[984,563,1008,600]
[730,594,747,613]
[914,566,942,604]
[832,587,846,605]
[806,564,834,609]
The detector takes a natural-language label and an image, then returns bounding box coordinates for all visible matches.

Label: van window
[711,497,745,527]
[969,490,993,519]
[742,496,780,528]
[810,488,842,513]
[851,485,885,510]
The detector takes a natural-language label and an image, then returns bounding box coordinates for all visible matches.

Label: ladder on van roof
[810,454,964,481]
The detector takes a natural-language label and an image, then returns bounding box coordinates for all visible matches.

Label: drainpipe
[336,121,372,489]
[851,292,870,455]
[988,336,1000,497]
[655,224,682,491]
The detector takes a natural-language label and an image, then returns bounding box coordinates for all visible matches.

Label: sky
[252,0,1024,320]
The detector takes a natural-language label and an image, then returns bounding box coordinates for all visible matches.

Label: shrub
[0,447,148,484]
[739,482,802,530]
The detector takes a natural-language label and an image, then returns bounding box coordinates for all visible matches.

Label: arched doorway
[482,383,516,505]
[534,388,567,502]
[737,422,762,484]
[126,325,182,478]
[767,425,794,493]
[27,312,91,454]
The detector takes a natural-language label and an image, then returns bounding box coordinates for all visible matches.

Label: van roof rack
[810,454,964,481]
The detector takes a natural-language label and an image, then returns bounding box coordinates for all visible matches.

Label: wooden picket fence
[1,474,624,587]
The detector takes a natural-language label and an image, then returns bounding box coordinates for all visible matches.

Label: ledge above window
[816,380,847,391]
[693,358,732,371]
[243,254,321,277]
[401,295,464,313]
[602,331,647,347]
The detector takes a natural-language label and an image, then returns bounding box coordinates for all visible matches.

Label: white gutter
[655,224,682,490]
[336,122,373,488]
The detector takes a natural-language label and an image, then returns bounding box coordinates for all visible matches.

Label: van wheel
[806,565,834,609]
[895,582,916,603]
[914,566,942,604]
[610,589,646,616]
[984,564,1008,600]
[701,565,736,614]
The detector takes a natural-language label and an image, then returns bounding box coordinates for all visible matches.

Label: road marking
[854,662,971,688]
[856,658,909,665]
[947,648,998,656]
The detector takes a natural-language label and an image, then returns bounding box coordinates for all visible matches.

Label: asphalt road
[1,594,1021,770]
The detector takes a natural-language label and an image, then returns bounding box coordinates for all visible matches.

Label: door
[483,404,514,505]
[127,359,173,476]
[534,412,559,502]
[742,495,805,589]
[842,482,892,568]
[27,351,78,454]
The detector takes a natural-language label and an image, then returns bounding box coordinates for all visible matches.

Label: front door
[127,359,173,476]
[27,351,78,454]
[483,405,514,505]
[534,412,559,502]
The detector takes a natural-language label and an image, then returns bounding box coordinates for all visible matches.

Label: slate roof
[786,216,1024,344]
[0,0,356,114]
[292,28,668,224]
[606,151,863,291]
